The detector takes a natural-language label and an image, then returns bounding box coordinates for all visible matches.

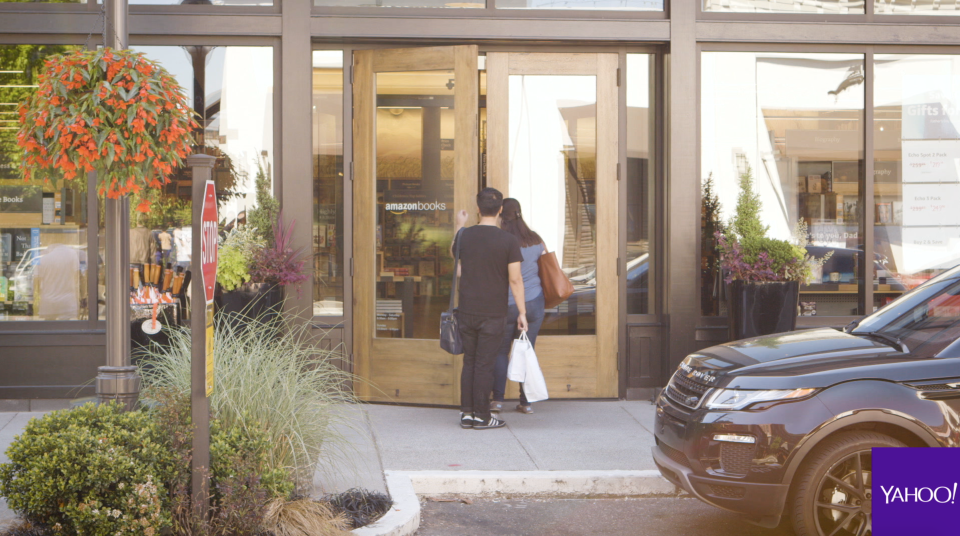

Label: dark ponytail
[500,198,542,248]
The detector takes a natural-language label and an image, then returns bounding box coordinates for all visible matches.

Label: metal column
[189,153,216,516]
[96,0,140,411]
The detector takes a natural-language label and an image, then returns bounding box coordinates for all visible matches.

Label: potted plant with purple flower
[215,159,307,322]
[716,163,831,339]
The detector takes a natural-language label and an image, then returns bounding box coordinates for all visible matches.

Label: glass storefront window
[98,45,273,321]
[1,44,91,322]
[877,1,960,14]
[312,51,344,317]
[701,52,865,317]
[626,54,654,315]
[873,55,960,311]
[314,0,483,7]
[703,0,864,13]
[498,0,662,10]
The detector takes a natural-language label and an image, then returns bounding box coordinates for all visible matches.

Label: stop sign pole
[189,153,217,517]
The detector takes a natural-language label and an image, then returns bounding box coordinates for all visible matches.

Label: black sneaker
[460,412,480,429]
[473,415,506,430]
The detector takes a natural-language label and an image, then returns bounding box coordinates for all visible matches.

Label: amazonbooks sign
[874,448,960,535]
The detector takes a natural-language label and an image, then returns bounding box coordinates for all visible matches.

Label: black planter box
[215,282,283,328]
[726,280,800,341]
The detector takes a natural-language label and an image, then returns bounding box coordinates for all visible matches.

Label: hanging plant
[15,47,199,212]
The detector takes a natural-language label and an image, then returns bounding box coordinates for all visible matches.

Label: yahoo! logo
[874,448,960,535]
[880,484,958,505]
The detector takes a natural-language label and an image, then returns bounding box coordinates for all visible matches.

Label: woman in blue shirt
[490,198,546,415]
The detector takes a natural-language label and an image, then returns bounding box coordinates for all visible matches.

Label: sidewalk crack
[506,422,541,470]
[362,405,390,494]
[620,404,656,436]
[0,413,17,435]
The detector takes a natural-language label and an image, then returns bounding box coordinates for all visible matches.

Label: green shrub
[217,226,265,292]
[0,402,174,536]
[138,310,357,491]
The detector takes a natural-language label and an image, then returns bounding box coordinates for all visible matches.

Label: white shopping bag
[506,332,549,402]
[507,331,530,383]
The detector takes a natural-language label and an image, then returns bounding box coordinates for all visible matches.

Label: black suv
[653,265,960,536]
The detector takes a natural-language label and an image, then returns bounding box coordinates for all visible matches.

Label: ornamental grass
[138,306,359,492]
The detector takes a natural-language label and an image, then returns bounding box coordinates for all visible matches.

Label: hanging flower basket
[15,47,199,212]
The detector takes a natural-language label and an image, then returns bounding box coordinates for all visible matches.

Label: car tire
[791,431,905,536]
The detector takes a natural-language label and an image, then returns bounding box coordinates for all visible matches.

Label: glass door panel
[507,74,597,336]
[375,70,457,339]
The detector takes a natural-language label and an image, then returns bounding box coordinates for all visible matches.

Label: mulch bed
[325,488,393,529]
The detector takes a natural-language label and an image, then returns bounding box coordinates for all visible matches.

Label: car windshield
[853,264,960,334]
[854,276,960,358]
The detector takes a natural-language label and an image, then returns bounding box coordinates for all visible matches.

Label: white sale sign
[901,139,960,184]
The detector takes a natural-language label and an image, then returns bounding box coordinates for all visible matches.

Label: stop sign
[200,180,218,304]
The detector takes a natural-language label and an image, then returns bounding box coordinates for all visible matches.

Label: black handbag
[440,229,464,355]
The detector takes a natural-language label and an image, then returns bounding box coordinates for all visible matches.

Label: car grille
[709,484,745,499]
[659,442,690,468]
[664,372,713,410]
[719,442,756,475]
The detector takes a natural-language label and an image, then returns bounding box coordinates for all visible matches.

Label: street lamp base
[96,366,141,411]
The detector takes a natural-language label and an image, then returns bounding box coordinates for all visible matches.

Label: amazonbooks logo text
[386,201,447,212]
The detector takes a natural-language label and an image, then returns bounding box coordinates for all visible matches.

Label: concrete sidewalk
[1,400,662,526]
[363,400,658,472]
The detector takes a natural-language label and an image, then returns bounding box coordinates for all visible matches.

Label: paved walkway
[2,400,659,525]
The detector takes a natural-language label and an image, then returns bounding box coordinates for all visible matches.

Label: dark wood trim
[280,0,314,323]
[664,0,698,374]
[311,5,668,20]
[310,16,670,41]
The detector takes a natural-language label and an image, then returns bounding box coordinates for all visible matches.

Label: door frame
[352,45,479,403]
[485,52,620,399]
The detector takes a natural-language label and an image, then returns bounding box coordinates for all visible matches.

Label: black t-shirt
[453,225,523,317]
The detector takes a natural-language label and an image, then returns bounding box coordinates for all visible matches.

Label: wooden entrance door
[353,46,479,405]
[485,52,620,399]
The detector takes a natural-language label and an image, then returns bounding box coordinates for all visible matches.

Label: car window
[853,277,960,334]
[878,279,960,358]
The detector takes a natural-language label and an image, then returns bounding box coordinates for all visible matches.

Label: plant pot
[215,282,283,327]
[726,280,800,340]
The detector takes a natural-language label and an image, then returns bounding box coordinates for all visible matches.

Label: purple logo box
[874,448,959,536]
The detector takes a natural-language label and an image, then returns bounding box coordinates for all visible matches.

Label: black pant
[458,312,507,421]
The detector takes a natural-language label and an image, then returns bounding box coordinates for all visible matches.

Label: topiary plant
[0,401,175,536]
[717,163,829,284]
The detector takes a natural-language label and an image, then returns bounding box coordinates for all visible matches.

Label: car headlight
[704,388,817,410]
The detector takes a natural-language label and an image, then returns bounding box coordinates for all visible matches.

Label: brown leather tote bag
[538,247,574,309]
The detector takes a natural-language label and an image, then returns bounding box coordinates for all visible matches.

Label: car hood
[683,328,919,390]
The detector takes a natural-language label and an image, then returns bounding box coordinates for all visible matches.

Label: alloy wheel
[814,449,872,536]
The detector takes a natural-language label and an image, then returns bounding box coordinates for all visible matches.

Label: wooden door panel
[489,53,619,401]
[354,46,478,406]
